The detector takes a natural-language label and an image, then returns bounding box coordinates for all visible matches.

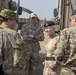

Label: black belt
[46,57,55,60]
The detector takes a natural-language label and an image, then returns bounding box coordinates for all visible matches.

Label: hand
[48,61,57,69]
[28,34,34,38]
[43,60,57,69]
[43,61,45,65]
[43,60,47,65]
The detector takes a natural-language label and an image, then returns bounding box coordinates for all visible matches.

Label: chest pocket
[26,25,40,35]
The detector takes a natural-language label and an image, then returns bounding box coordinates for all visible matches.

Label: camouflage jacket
[0,28,19,74]
[46,36,59,57]
[0,23,24,49]
[21,23,44,51]
[0,23,26,74]
[54,27,76,70]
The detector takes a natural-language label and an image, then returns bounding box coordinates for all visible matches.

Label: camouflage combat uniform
[43,36,61,75]
[21,23,44,75]
[54,27,76,75]
[0,23,26,75]
[0,9,26,75]
[0,28,20,75]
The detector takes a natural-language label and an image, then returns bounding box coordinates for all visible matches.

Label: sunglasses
[31,17,36,19]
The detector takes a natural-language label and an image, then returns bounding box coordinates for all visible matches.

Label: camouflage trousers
[11,49,26,75]
[1,48,26,75]
[4,59,26,75]
[25,51,40,75]
[43,60,61,75]
[60,67,76,75]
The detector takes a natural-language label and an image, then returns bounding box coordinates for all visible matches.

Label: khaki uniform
[54,27,76,75]
[43,36,61,75]
[21,23,44,75]
[0,23,26,75]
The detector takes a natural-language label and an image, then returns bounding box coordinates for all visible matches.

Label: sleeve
[54,29,68,61]
[13,32,24,50]
[7,33,22,66]
[34,26,44,41]
[21,24,33,41]
[2,33,13,73]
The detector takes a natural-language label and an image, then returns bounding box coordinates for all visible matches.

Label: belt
[25,40,38,42]
[46,57,55,60]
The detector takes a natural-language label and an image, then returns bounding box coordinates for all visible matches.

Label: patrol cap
[71,10,76,16]
[0,9,17,20]
[44,21,55,27]
[29,13,37,18]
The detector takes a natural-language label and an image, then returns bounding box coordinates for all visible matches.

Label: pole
[16,0,20,18]
[57,0,60,17]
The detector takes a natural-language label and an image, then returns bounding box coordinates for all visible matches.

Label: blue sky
[13,0,58,20]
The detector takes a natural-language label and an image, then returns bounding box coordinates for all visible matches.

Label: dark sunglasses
[31,17,36,19]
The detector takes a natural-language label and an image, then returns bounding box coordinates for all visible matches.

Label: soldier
[0,9,25,75]
[21,13,44,75]
[54,10,76,75]
[43,21,61,75]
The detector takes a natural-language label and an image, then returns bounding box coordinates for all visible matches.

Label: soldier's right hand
[28,34,34,38]
[44,60,57,69]
[43,61,45,65]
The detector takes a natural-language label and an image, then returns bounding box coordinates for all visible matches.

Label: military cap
[0,9,17,20]
[44,21,55,27]
[71,10,76,16]
[29,13,37,18]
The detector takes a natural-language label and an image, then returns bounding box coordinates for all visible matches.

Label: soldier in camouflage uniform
[21,13,44,75]
[0,9,26,75]
[43,21,61,75]
[54,10,76,75]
